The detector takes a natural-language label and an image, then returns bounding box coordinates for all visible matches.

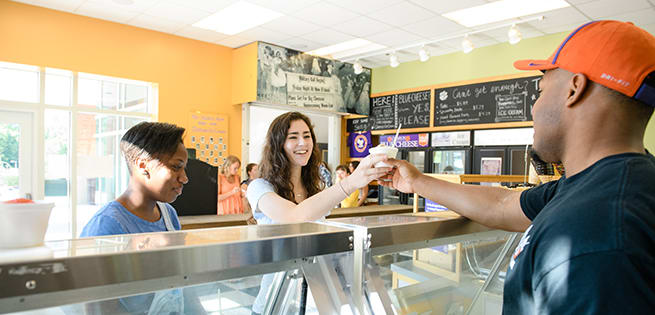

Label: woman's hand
[343,154,391,191]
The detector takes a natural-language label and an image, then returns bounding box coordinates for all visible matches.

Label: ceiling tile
[604,8,655,27]
[29,0,85,12]
[86,0,158,12]
[75,2,140,23]
[330,16,394,37]
[565,0,597,4]
[539,22,583,34]
[144,0,212,24]
[214,35,255,48]
[275,37,325,51]
[247,0,321,15]
[575,0,652,19]
[367,2,435,27]
[174,26,229,43]
[527,7,590,33]
[641,22,655,36]
[260,16,322,37]
[299,28,354,46]
[290,2,360,27]
[238,27,294,45]
[366,28,424,47]
[408,0,488,14]
[128,14,186,34]
[484,24,545,43]
[166,0,233,13]
[401,15,466,39]
[326,0,404,15]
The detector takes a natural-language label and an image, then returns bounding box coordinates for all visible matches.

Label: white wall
[248,106,329,166]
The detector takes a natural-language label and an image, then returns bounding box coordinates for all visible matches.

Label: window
[0,61,158,240]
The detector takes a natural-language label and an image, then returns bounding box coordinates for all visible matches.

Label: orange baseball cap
[514,20,655,107]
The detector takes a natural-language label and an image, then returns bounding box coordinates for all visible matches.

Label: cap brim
[514,59,558,71]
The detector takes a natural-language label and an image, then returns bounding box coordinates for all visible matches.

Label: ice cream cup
[368,145,398,168]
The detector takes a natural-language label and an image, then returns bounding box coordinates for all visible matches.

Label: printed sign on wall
[188,112,228,167]
[257,42,372,115]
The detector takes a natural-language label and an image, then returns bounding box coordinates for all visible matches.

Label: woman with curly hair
[247,112,389,314]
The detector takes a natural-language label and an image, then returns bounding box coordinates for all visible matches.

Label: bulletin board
[188,112,228,167]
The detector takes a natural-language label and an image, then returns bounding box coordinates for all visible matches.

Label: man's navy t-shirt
[504,153,655,314]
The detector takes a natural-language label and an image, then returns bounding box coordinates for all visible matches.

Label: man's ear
[136,158,150,178]
[565,73,589,108]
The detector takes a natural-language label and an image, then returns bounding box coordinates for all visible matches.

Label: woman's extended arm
[256,154,389,223]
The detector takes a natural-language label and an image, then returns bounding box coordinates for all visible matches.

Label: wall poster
[257,42,372,115]
[188,112,228,167]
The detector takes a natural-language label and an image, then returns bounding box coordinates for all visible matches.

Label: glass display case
[0,214,518,314]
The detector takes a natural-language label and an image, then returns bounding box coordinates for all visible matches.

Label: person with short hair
[80,121,192,314]
[81,121,187,237]
[241,163,259,190]
[382,20,655,314]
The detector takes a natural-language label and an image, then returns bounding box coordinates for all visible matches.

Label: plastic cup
[0,201,54,248]
[368,145,398,168]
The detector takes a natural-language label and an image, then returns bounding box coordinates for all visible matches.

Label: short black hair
[120,122,185,172]
[246,163,257,174]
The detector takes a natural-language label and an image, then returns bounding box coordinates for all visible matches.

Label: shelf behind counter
[179,204,414,230]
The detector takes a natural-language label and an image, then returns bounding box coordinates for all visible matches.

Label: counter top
[179,204,414,229]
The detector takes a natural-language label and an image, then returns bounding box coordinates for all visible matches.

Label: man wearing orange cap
[382,20,655,313]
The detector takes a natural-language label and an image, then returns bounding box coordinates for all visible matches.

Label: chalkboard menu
[346,117,370,133]
[434,75,541,127]
[370,90,431,130]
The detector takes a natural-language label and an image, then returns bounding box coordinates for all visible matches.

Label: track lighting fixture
[418,46,430,62]
[508,24,522,44]
[389,53,399,68]
[461,35,474,54]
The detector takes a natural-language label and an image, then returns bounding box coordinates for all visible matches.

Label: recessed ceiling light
[443,0,569,27]
[193,1,283,35]
[308,39,385,59]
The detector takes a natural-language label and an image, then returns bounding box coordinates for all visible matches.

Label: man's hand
[379,159,422,194]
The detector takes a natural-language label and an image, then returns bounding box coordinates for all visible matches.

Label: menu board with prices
[434,75,541,127]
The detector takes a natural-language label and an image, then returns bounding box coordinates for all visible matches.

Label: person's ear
[136,158,150,178]
[565,73,589,108]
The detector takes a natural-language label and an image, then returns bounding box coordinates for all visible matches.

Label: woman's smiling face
[284,119,313,167]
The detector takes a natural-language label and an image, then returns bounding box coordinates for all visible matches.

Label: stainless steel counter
[0,212,513,314]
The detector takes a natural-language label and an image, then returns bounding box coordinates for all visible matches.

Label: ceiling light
[308,39,385,59]
[461,35,474,54]
[508,24,522,44]
[353,60,363,74]
[443,0,569,27]
[193,1,283,35]
[418,46,430,62]
[389,54,399,68]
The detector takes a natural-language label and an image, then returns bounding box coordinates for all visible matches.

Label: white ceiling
[12,0,655,68]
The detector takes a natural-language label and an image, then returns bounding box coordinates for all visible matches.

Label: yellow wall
[0,1,243,156]
[371,32,655,152]
[231,42,258,105]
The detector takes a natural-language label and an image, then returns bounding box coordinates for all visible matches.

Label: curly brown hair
[259,112,322,203]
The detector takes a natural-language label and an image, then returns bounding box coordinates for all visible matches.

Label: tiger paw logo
[354,134,369,153]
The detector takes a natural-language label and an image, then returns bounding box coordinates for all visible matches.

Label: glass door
[432,149,469,175]
[0,110,33,201]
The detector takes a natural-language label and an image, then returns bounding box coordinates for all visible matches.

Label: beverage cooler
[472,128,534,179]
[377,133,430,207]
[429,131,472,175]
